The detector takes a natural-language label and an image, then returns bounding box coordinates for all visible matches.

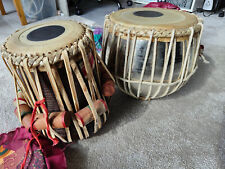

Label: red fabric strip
[13,98,27,103]
[75,113,85,126]
[99,99,108,111]
[21,137,35,169]
[61,111,67,128]
[21,98,59,169]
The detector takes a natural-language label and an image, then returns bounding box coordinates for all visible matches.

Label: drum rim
[105,8,203,38]
[1,20,94,68]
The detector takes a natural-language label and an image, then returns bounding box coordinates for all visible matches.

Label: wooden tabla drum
[2,20,110,142]
[102,8,203,100]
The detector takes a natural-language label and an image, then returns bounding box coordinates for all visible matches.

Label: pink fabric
[0,127,67,169]
[144,2,180,10]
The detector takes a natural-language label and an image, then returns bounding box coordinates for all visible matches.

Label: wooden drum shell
[2,20,108,142]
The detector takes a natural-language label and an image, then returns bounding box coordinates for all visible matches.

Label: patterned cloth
[144,2,180,10]
[0,127,67,169]
[0,145,46,169]
[91,27,103,55]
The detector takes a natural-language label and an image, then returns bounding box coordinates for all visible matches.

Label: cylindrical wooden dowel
[14,93,108,131]
[13,90,27,106]
[102,79,115,97]
[14,90,71,130]
[33,111,71,130]
[101,65,115,97]
[14,104,71,130]
[75,99,108,127]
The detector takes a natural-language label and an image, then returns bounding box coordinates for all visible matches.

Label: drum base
[115,65,198,100]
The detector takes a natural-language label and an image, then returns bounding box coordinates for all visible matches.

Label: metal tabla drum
[1,20,110,142]
[102,8,203,100]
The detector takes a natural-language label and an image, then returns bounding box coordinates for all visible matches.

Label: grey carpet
[1,5,225,169]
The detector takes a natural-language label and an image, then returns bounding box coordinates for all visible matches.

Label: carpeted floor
[1,2,225,169]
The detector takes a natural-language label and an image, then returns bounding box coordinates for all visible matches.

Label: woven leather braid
[1,23,93,68]
[104,14,203,38]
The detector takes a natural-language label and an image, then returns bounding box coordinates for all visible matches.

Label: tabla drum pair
[102,8,204,100]
[1,20,112,142]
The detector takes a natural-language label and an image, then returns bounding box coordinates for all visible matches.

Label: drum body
[2,20,108,142]
[103,8,203,100]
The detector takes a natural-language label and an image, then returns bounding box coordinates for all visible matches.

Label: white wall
[2,0,16,13]
[55,0,69,16]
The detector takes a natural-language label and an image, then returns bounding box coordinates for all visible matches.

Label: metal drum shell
[103,8,203,100]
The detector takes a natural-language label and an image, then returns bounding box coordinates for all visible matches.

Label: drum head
[110,8,198,30]
[4,20,86,65]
